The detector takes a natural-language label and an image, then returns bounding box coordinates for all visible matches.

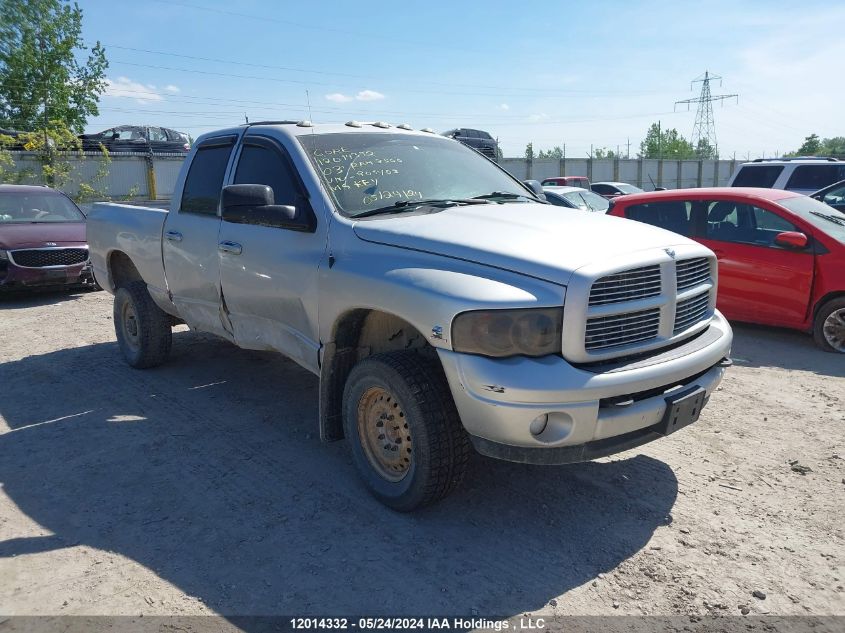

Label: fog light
[529,414,549,436]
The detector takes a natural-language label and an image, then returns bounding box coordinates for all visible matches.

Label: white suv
[728,157,845,195]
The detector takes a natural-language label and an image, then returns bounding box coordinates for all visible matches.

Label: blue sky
[76,0,843,158]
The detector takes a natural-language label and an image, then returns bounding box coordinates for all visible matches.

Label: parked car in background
[541,176,590,189]
[591,181,644,199]
[441,128,498,159]
[0,127,27,150]
[607,187,845,352]
[810,179,845,213]
[728,157,845,195]
[542,186,609,212]
[79,125,191,153]
[0,184,96,291]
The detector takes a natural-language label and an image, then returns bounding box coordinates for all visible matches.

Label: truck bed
[87,203,169,295]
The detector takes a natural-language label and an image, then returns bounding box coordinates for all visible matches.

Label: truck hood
[0,222,86,250]
[353,203,691,285]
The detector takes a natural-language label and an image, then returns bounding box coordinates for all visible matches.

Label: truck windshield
[299,132,534,217]
[0,191,85,223]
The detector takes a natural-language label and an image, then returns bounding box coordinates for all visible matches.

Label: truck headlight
[451,307,563,358]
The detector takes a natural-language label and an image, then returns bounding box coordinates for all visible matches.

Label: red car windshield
[0,191,85,223]
[778,196,845,244]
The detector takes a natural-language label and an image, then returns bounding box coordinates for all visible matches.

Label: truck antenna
[244,113,249,124]
[305,89,314,124]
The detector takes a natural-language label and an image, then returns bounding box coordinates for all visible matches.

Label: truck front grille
[585,307,661,351]
[10,248,89,268]
[589,265,661,306]
[674,292,710,334]
[676,257,711,291]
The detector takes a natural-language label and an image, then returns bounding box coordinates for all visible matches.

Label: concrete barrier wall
[4,151,740,199]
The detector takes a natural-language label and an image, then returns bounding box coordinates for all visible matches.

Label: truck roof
[194,121,440,146]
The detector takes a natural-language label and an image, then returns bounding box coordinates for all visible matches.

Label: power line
[96,42,676,98]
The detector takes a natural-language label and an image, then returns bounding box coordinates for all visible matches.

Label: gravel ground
[0,288,843,618]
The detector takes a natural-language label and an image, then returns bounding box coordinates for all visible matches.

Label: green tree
[594,147,617,159]
[536,146,563,160]
[638,122,696,159]
[0,0,108,133]
[797,134,821,155]
[694,138,717,159]
[524,142,534,161]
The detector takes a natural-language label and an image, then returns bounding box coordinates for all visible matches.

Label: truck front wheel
[342,351,470,511]
[113,281,173,368]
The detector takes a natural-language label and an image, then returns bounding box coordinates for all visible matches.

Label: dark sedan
[0,185,96,291]
[79,125,191,153]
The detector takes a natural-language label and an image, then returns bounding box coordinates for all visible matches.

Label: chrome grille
[676,257,711,291]
[10,248,88,268]
[674,292,710,333]
[585,307,661,351]
[589,265,661,306]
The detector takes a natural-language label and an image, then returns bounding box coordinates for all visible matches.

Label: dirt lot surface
[0,289,843,618]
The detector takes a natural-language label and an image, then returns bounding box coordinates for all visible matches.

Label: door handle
[164,230,183,242]
[218,241,243,255]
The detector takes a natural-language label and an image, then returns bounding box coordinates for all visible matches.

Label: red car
[608,187,845,352]
[0,184,95,291]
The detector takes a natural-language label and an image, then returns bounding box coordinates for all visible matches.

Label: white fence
[3,152,739,199]
[499,157,738,188]
[3,151,185,200]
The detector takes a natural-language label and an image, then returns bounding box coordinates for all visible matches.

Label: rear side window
[477,131,492,140]
[625,200,693,236]
[180,141,234,214]
[234,142,300,206]
[731,165,784,188]
[592,184,613,194]
[785,165,845,191]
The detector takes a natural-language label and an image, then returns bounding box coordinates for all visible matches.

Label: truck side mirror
[222,184,315,232]
[774,231,808,250]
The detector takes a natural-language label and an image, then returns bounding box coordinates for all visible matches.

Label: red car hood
[0,222,87,250]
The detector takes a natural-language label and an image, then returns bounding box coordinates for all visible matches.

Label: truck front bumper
[438,311,732,465]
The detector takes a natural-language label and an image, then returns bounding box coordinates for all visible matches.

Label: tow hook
[718,357,733,368]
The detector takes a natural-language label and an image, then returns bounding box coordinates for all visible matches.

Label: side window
[625,201,693,236]
[180,143,234,214]
[592,184,610,194]
[234,142,299,206]
[731,165,784,187]
[706,201,797,246]
[149,127,167,142]
[785,165,841,191]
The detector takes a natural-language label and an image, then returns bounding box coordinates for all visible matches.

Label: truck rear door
[216,134,325,373]
[162,135,236,338]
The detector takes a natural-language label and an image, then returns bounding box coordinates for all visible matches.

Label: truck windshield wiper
[353,198,485,219]
[471,191,536,202]
[810,210,845,226]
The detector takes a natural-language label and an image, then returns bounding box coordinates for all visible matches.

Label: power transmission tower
[674,71,738,158]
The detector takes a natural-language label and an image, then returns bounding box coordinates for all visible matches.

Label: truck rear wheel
[813,297,845,353]
[113,281,173,368]
[342,351,470,511]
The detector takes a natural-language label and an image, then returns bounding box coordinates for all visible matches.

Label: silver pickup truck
[88,121,733,511]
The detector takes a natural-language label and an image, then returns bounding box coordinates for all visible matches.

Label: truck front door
[162,135,236,338]
[217,135,325,373]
